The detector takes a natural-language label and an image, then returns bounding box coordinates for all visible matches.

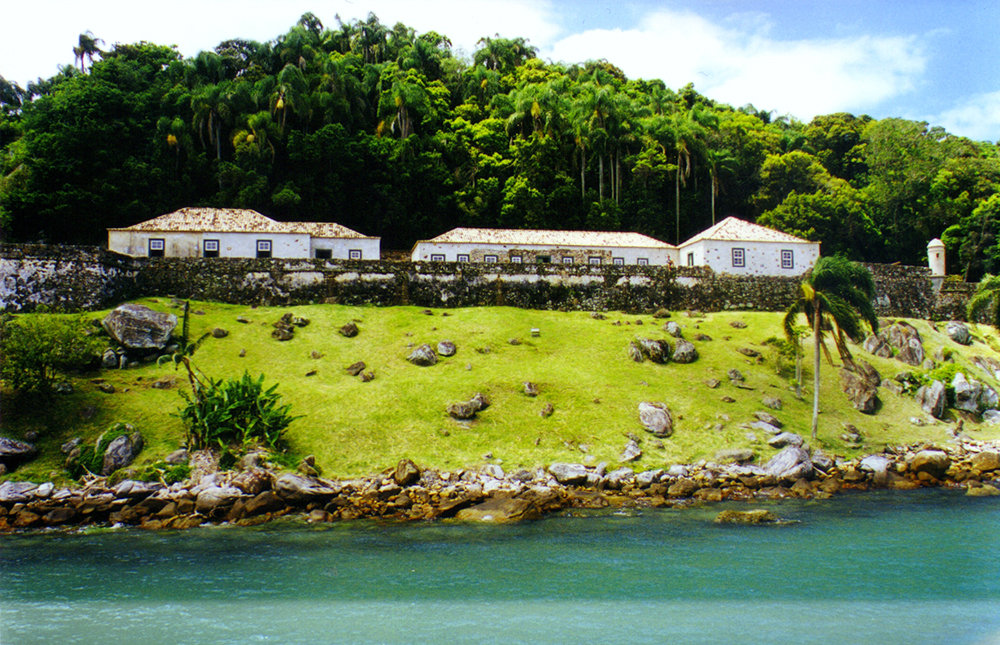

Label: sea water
[2,488,999,645]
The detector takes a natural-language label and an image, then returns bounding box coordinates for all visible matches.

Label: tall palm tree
[73,31,104,73]
[705,147,738,225]
[783,256,878,439]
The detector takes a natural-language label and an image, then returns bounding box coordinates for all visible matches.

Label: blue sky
[2,0,998,141]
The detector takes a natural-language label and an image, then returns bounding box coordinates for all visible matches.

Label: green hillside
[4,299,1000,482]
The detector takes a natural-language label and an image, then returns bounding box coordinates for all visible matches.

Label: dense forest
[1,13,998,277]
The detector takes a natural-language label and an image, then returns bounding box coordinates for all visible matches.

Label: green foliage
[133,461,191,484]
[0,314,103,394]
[967,273,1000,329]
[175,371,301,450]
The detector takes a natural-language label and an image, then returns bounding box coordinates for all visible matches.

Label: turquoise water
[2,489,999,644]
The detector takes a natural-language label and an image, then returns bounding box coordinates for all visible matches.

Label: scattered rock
[339,322,359,338]
[539,403,555,418]
[729,321,747,329]
[271,327,294,341]
[909,450,951,479]
[768,432,804,448]
[408,344,438,366]
[671,340,698,364]
[753,411,782,428]
[652,309,670,319]
[695,334,713,341]
[211,327,229,339]
[591,312,606,320]
[97,382,116,394]
[523,382,539,397]
[915,380,947,419]
[664,321,683,338]
[346,361,366,376]
[715,509,778,524]
[967,484,999,497]
[101,304,178,352]
[394,459,421,486]
[638,402,674,438]
[946,321,972,345]
[0,437,37,468]
[455,497,540,522]
[972,451,1000,473]
[715,449,755,464]
[737,347,760,358]
[548,463,589,485]
[635,338,671,364]
[952,373,983,414]
[619,440,642,463]
[840,368,879,414]
[705,378,720,389]
[727,369,744,383]
[437,340,457,357]
[101,429,144,476]
[765,446,813,481]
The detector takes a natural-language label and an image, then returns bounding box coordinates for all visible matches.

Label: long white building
[410,227,677,266]
[108,208,380,260]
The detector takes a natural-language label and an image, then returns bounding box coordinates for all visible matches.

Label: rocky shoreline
[2,438,998,533]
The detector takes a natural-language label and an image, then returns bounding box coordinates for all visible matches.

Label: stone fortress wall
[0,244,970,320]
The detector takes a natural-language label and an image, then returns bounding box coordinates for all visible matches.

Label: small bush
[0,313,103,393]
[65,430,118,480]
[176,371,301,450]
[134,462,191,484]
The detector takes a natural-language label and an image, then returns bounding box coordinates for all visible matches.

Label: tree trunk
[599,155,604,201]
[795,341,803,400]
[580,149,586,201]
[710,171,716,225]
[812,308,821,440]
[675,152,681,244]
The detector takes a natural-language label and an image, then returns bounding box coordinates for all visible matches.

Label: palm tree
[73,31,104,73]
[705,147,738,225]
[967,274,1000,329]
[783,256,878,439]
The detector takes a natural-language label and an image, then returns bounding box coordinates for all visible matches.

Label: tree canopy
[1,15,997,270]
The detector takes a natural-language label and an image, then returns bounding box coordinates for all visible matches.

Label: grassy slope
[4,299,1000,482]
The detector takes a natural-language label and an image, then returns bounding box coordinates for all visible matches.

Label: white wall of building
[679,239,819,276]
[109,231,312,258]
[411,241,677,266]
[311,237,381,260]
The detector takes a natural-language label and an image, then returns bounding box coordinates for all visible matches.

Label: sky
[1,0,998,142]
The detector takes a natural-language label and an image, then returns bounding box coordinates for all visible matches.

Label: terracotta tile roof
[680,217,817,246]
[421,227,675,249]
[109,208,372,239]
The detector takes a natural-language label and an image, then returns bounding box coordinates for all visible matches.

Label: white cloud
[545,8,928,122]
[932,90,1000,142]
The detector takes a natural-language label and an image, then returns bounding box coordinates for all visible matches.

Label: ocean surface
[2,488,999,645]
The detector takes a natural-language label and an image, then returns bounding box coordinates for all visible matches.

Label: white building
[108,208,380,260]
[411,227,677,266]
[677,217,819,276]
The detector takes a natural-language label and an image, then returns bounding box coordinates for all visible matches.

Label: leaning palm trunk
[812,304,821,440]
[795,339,803,400]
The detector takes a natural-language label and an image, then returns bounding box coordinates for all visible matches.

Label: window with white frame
[510,254,522,264]
[637,257,649,266]
[349,249,362,260]
[780,249,794,269]
[562,256,574,264]
[431,254,446,262]
[484,255,498,263]
[588,256,602,265]
[148,238,165,257]
[732,248,745,268]
[612,257,624,266]
[315,249,332,259]
[203,239,220,258]
[256,240,272,258]
[457,254,470,262]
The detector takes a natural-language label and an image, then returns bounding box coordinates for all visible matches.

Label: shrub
[0,313,103,393]
[176,371,301,450]
[65,430,118,480]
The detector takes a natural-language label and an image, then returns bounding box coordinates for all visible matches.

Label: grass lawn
[4,299,1000,483]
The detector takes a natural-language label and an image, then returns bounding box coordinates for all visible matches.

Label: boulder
[896,339,925,367]
[0,437,37,467]
[619,440,642,463]
[273,473,339,503]
[768,432,804,448]
[339,322,359,338]
[765,446,813,481]
[196,486,244,516]
[638,402,674,438]
[667,478,699,497]
[244,491,285,516]
[455,497,540,522]
[101,304,177,352]
[762,396,782,410]
[407,344,438,366]
[664,321,683,338]
[636,338,671,364]
[840,369,879,414]
[715,448,755,464]
[627,342,644,363]
[548,463,589,485]
[346,361,366,376]
[946,321,972,345]
[915,380,947,419]
[437,340,456,357]
[0,480,39,503]
[605,467,635,489]
[863,334,893,358]
[271,327,294,341]
[971,451,1000,473]
[715,509,779,524]
[211,327,229,339]
[101,430,144,476]
[859,455,891,475]
[523,382,539,397]
[980,384,999,410]
[394,459,422,486]
[671,340,698,364]
[728,369,744,383]
[447,401,479,420]
[953,373,983,413]
[972,355,1000,381]
[967,484,1000,497]
[753,411,782,428]
[910,450,951,479]
[101,348,119,369]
